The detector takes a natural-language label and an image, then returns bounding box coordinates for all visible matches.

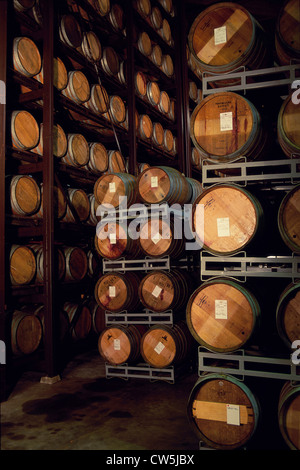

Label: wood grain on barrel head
[11,110,39,150]
[13,36,42,77]
[141,327,176,367]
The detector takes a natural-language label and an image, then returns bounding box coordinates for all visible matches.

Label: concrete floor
[0,348,200,451]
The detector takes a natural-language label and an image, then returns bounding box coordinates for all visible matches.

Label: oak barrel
[135,70,147,98]
[137,166,191,205]
[109,95,126,124]
[84,84,109,114]
[32,123,68,158]
[186,278,260,353]
[158,90,171,115]
[10,310,42,356]
[163,129,174,153]
[34,184,67,220]
[278,184,300,253]
[187,373,260,450]
[89,0,111,16]
[62,188,90,223]
[107,150,126,173]
[85,142,108,174]
[94,271,141,312]
[152,122,164,147]
[277,93,300,158]
[63,246,88,282]
[13,0,35,11]
[11,110,40,150]
[151,44,163,67]
[190,92,266,165]
[147,81,160,107]
[61,133,89,168]
[135,0,151,18]
[192,184,264,255]
[98,324,147,365]
[95,221,141,260]
[139,218,185,259]
[138,269,190,313]
[278,381,300,449]
[188,2,268,82]
[140,321,192,368]
[161,54,174,77]
[101,46,120,76]
[150,6,163,30]
[21,304,70,343]
[87,194,99,226]
[160,18,172,45]
[108,3,124,32]
[59,14,82,48]
[186,177,203,204]
[138,114,153,140]
[10,244,36,286]
[276,282,300,348]
[10,175,41,216]
[81,30,102,63]
[29,243,66,283]
[13,36,42,78]
[63,302,92,341]
[61,70,90,104]
[275,0,300,65]
[34,57,68,91]
[138,31,152,57]
[94,173,137,209]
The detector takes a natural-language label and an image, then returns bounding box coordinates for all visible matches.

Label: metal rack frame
[105,309,174,326]
[200,251,300,282]
[198,347,300,382]
[105,362,176,383]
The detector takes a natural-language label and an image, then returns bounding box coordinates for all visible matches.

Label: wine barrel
[62,188,90,223]
[186,177,203,204]
[158,0,173,15]
[63,302,92,341]
[11,110,40,150]
[34,184,67,220]
[190,92,266,165]
[150,6,163,30]
[94,173,137,209]
[59,14,82,48]
[139,218,185,259]
[107,150,126,173]
[152,122,164,147]
[278,381,300,450]
[186,278,260,353]
[10,175,41,216]
[169,98,176,121]
[109,95,126,124]
[158,90,170,115]
[277,93,300,158]
[88,300,106,335]
[87,194,99,226]
[275,0,300,65]
[161,54,174,77]
[21,304,70,343]
[13,36,42,78]
[10,310,42,355]
[163,129,174,153]
[187,373,260,450]
[140,321,192,368]
[151,44,163,67]
[95,221,141,260]
[276,282,300,349]
[29,243,66,283]
[10,244,36,286]
[81,30,102,63]
[63,246,88,282]
[34,57,68,91]
[101,46,120,76]
[278,184,300,253]
[98,324,147,365]
[139,162,151,173]
[13,0,35,12]
[138,269,190,313]
[138,31,152,56]
[108,3,124,32]
[85,142,108,174]
[135,70,147,98]
[188,2,268,84]
[32,123,68,158]
[118,60,127,85]
[138,114,153,140]
[94,271,141,312]
[160,18,172,45]
[192,184,264,255]
[61,70,90,104]
[137,166,191,205]
[84,84,109,114]
[147,81,160,107]
[61,133,89,168]
[135,0,151,18]
[89,0,111,16]
[87,247,100,275]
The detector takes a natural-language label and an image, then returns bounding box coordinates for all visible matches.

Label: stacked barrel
[186,1,300,450]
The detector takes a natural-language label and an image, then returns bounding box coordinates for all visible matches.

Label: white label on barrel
[151,176,158,188]
[109,182,116,193]
[114,339,121,350]
[215,300,228,319]
[220,112,233,131]
[226,404,240,426]
[154,341,165,354]
[152,232,162,244]
[109,286,116,297]
[109,233,117,244]
[214,26,227,45]
[217,217,230,237]
[152,285,162,298]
